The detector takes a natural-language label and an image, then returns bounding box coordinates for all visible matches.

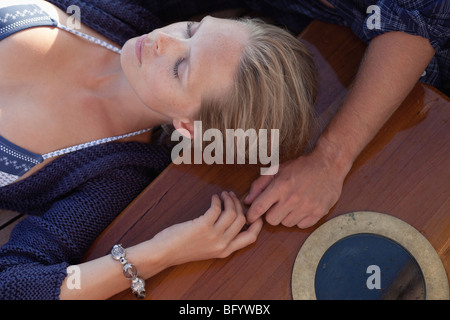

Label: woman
[0,0,317,299]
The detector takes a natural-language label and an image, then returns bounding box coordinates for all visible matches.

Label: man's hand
[245,136,351,228]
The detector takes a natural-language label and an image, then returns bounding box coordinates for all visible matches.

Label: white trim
[42,128,152,160]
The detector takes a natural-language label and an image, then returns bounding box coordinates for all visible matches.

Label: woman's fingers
[218,217,263,258]
[223,191,247,236]
[203,193,223,224]
[200,191,263,258]
[214,191,238,230]
[216,192,262,256]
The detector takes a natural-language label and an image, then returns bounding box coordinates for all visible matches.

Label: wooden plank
[0,210,21,227]
[0,210,24,247]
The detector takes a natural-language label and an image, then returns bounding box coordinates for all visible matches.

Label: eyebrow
[195,16,207,34]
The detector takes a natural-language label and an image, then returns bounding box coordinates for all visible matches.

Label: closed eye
[173,58,184,78]
[172,22,194,79]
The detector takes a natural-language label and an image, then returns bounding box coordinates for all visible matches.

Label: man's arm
[245,31,436,228]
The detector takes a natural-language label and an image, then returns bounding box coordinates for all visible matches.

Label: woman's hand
[59,192,262,300]
[150,191,263,267]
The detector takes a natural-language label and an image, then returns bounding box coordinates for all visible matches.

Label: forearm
[60,192,262,299]
[244,31,437,229]
[316,31,435,170]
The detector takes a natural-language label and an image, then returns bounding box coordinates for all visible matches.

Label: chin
[121,37,139,67]
[120,39,138,81]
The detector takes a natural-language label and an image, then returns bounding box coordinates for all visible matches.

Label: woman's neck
[91,55,171,133]
[41,0,171,133]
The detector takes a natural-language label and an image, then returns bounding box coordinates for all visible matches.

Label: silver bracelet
[111,244,146,299]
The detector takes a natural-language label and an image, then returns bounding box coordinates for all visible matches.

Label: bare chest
[0,25,123,152]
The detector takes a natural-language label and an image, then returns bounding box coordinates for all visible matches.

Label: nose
[153,32,188,56]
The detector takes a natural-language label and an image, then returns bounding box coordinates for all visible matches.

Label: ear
[172,119,195,139]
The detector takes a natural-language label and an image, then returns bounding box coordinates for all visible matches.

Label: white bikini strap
[42,23,148,159]
[41,21,144,160]
[42,128,152,160]
[55,22,122,54]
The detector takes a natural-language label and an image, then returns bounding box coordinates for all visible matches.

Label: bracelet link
[123,263,138,279]
[111,244,146,299]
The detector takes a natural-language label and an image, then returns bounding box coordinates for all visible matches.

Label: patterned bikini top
[0,4,150,187]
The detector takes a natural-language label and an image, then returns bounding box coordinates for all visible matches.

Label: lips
[135,35,146,64]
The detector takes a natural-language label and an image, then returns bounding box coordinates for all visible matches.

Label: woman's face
[121,16,249,124]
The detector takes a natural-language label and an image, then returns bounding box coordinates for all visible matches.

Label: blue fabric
[0,137,43,177]
[330,0,450,92]
[0,141,171,299]
[0,4,57,41]
[243,0,450,93]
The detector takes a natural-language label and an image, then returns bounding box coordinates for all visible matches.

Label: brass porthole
[291,211,449,300]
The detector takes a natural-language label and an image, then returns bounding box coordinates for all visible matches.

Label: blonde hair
[198,18,317,162]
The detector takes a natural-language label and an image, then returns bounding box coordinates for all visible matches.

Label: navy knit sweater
[0,141,171,299]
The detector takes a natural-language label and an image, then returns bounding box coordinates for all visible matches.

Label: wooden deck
[83,21,450,299]
[0,210,24,247]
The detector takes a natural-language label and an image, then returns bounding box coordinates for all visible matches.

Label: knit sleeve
[0,165,156,300]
